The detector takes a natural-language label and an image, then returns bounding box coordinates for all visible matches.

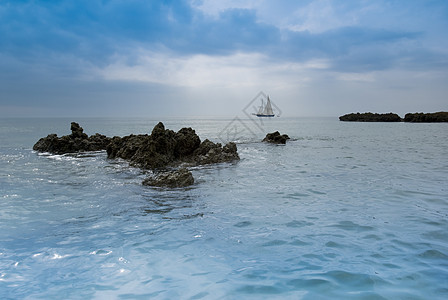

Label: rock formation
[106,122,239,169]
[34,122,240,188]
[33,122,111,154]
[404,112,448,123]
[339,111,448,122]
[142,168,194,188]
[263,131,290,144]
[339,112,402,122]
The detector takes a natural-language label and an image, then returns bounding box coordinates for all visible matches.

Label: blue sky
[0,0,447,117]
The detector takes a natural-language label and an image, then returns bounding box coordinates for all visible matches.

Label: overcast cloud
[0,0,447,117]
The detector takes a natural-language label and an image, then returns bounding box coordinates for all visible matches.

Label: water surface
[0,117,447,299]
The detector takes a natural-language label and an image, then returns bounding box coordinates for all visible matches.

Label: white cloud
[192,0,259,17]
[96,49,330,90]
[286,0,358,33]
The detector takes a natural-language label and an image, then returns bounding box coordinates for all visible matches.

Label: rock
[35,122,239,168]
[175,127,201,157]
[404,112,448,122]
[142,168,194,188]
[70,122,88,139]
[192,140,239,164]
[263,131,290,144]
[34,122,240,187]
[33,122,111,154]
[106,123,239,169]
[339,112,402,122]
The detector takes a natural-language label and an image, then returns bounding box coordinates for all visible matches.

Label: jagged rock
[33,122,111,154]
[34,122,240,187]
[189,139,239,164]
[70,122,88,139]
[339,112,402,122]
[175,127,201,157]
[106,123,239,169]
[404,112,448,122]
[142,168,194,188]
[263,131,290,144]
[35,122,239,168]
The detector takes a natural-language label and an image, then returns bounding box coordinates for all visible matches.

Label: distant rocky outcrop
[404,112,448,123]
[339,112,402,122]
[339,111,448,122]
[263,131,290,144]
[33,122,111,154]
[142,168,194,188]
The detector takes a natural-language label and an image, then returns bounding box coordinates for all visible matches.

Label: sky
[0,0,447,118]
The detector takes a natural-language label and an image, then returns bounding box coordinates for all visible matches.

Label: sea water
[0,117,447,299]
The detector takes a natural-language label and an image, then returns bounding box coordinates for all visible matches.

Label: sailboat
[255,96,275,117]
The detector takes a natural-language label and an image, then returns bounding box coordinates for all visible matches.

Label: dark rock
[175,127,201,157]
[106,135,149,160]
[106,123,239,169]
[142,168,194,188]
[34,122,240,187]
[263,131,290,144]
[87,133,112,150]
[191,139,239,164]
[33,122,111,154]
[339,112,402,122]
[70,122,88,139]
[404,112,448,122]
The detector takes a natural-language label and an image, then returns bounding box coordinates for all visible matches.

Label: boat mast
[264,96,274,116]
[257,98,265,115]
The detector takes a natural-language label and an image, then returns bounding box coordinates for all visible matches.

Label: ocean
[0,117,447,299]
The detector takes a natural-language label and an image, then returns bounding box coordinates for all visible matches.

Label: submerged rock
[339,112,402,122]
[263,131,290,144]
[142,168,194,188]
[33,122,111,154]
[404,112,448,123]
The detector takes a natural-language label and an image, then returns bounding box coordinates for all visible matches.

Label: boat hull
[256,114,275,117]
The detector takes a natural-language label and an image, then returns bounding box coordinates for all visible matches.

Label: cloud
[0,0,430,71]
[0,0,447,117]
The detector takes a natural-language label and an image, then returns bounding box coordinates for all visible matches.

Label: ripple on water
[261,239,288,247]
[327,221,374,232]
[234,221,252,228]
[418,249,448,261]
[285,220,315,228]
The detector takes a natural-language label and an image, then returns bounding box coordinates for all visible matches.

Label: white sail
[263,96,274,115]
[257,99,264,115]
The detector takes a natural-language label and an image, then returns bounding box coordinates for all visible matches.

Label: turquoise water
[1,117,447,299]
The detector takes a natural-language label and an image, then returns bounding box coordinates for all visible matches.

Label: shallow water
[0,117,447,299]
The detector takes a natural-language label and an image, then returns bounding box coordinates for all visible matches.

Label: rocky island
[403,112,448,123]
[339,111,448,122]
[34,122,240,187]
[339,112,402,122]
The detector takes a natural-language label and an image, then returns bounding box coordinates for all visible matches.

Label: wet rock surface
[106,122,239,169]
[142,168,194,188]
[263,131,290,144]
[34,122,240,187]
[33,122,111,154]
